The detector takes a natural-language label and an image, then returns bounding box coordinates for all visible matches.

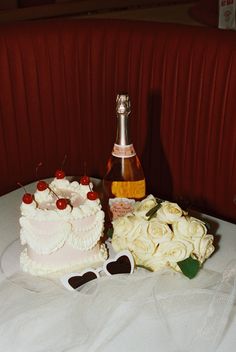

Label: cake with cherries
[19,172,108,277]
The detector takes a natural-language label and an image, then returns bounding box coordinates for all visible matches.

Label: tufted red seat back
[0,19,235,222]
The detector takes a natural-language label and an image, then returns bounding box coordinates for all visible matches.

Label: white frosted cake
[19,172,108,277]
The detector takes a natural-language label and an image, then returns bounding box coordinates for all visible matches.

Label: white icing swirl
[50,178,70,189]
[20,201,37,217]
[34,188,54,204]
[20,244,108,277]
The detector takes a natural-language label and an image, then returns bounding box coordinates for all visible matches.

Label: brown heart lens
[68,272,98,289]
[106,255,132,275]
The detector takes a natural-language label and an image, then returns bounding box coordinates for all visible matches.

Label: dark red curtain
[0,19,235,222]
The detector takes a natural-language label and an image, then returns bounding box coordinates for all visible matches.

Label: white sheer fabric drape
[0,260,235,352]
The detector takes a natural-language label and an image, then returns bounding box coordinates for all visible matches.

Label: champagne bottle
[103,94,146,220]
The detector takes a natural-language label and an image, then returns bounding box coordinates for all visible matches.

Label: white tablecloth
[0,181,236,352]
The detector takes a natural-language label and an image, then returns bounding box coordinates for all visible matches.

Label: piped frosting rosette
[68,208,105,250]
[20,201,72,254]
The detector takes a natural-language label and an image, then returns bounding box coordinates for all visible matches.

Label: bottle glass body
[103,94,146,222]
[103,154,145,200]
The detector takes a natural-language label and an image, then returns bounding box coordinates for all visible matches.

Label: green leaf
[107,227,114,239]
[177,256,200,279]
[146,202,162,221]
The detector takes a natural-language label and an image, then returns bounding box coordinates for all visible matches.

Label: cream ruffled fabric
[0,260,235,352]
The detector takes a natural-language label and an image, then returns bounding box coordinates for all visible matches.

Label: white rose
[173,216,207,240]
[156,201,183,224]
[129,234,156,262]
[147,219,173,245]
[133,194,157,218]
[142,254,168,272]
[172,217,189,238]
[112,215,135,238]
[125,218,149,243]
[192,234,215,263]
[112,235,128,253]
[188,216,207,236]
[157,239,193,263]
[112,215,143,252]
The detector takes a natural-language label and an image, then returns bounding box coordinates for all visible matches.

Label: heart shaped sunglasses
[61,250,135,291]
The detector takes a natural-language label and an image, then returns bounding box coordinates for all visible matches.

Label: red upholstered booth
[0,19,235,223]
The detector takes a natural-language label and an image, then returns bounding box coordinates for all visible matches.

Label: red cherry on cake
[37,180,48,191]
[22,193,33,204]
[87,191,98,201]
[56,198,68,210]
[55,169,65,179]
[80,175,90,185]
[17,182,33,204]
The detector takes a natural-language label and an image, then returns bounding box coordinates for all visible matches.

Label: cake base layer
[20,243,108,277]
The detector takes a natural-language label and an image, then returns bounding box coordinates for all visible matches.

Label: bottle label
[109,198,135,219]
[111,180,146,199]
[112,144,136,158]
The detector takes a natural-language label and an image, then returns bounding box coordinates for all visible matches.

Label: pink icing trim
[27,242,101,266]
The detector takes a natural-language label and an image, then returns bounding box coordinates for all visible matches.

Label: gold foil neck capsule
[116,94,131,115]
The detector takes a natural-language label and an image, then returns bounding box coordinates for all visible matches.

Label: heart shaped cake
[19,173,108,277]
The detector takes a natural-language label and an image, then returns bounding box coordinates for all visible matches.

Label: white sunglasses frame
[61,250,135,291]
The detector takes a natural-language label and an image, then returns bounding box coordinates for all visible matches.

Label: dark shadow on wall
[142,90,173,200]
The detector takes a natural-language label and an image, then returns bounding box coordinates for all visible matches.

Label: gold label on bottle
[112,144,136,158]
[111,180,146,199]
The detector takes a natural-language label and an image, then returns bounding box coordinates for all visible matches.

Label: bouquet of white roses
[111,195,215,278]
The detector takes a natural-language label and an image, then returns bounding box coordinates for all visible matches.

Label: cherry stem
[17,181,27,194]
[61,154,67,169]
[84,161,87,175]
[48,186,60,199]
[36,162,43,179]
